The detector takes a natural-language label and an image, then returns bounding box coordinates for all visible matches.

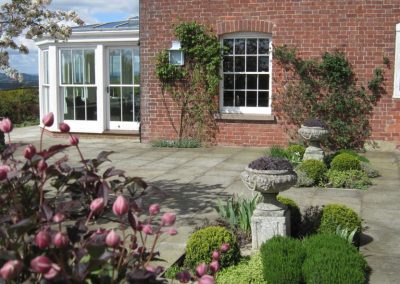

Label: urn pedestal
[298,125,329,161]
[240,167,297,250]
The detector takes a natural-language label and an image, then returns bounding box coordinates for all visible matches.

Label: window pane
[86,87,97,120]
[259,39,269,54]
[75,87,85,120]
[122,49,133,84]
[110,87,121,121]
[247,75,257,89]
[43,51,49,84]
[258,56,269,72]
[246,56,257,72]
[247,91,257,107]
[63,87,74,120]
[72,50,84,84]
[259,91,269,107]
[122,87,133,122]
[223,91,234,107]
[223,56,233,72]
[235,91,245,106]
[235,74,245,89]
[223,39,234,55]
[84,50,95,84]
[110,50,121,84]
[259,74,269,90]
[134,87,140,121]
[247,39,257,54]
[43,86,49,115]
[61,50,72,84]
[235,39,245,54]
[169,50,182,65]
[224,74,234,89]
[235,56,245,72]
[134,48,140,85]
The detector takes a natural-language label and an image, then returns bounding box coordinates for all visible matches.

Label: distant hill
[0,73,38,90]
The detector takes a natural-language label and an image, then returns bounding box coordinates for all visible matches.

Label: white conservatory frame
[36,22,140,133]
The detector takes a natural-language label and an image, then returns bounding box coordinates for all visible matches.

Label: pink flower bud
[199,275,215,284]
[42,112,54,127]
[220,243,230,253]
[69,135,79,146]
[167,228,178,236]
[30,255,52,273]
[176,270,191,283]
[149,203,160,215]
[37,160,48,172]
[0,165,10,181]
[145,265,155,273]
[112,195,129,216]
[59,122,70,133]
[105,230,120,248]
[44,263,60,280]
[142,225,153,235]
[209,261,219,274]
[52,213,65,223]
[23,144,36,160]
[53,232,68,248]
[0,118,13,133]
[35,230,51,249]
[0,260,23,280]
[90,197,105,214]
[161,212,176,226]
[195,263,208,277]
[212,250,220,261]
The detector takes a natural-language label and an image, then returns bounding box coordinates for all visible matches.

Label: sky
[1,0,139,75]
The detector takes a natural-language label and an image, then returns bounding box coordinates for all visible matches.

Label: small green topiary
[326,169,372,189]
[260,236,305,284]
[277,196,301,237]
[287,144,306,159]
[184,226,240,269]
[302,234,368,284]
[216,253,265,284]
[318,204,362,234]
[330,153,361,171]
[297,159,327,184]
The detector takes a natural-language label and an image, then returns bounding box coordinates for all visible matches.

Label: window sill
[217,113,275,122]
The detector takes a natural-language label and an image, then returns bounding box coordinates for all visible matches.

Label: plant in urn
[240,156,297,250]
[298,118,329,161]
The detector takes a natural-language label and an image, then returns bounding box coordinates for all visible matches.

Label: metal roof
[72,17,139,32]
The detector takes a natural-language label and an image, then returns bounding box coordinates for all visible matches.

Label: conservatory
[36,18,140,133]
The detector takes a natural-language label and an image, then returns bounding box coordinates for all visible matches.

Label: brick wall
[140,0,400,147]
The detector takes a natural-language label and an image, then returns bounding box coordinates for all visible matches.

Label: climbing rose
[112,195,129,216]
[42,112,54,127]
[0,118,13,133]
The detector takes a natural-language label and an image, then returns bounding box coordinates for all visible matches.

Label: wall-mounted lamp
[169,41,184,66]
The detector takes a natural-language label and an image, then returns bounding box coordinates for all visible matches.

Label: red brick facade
[140,0,400,147]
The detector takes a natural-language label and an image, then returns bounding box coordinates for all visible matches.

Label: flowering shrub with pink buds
[0,115,178,283]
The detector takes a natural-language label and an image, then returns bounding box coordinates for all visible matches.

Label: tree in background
[0,0,83,80]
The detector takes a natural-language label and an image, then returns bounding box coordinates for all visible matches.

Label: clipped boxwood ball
[297,159,327,184]
[330,153,361,171]
[184,226,240,269]
[318,204,362,234]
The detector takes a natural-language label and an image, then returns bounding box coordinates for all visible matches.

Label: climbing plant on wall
[273,45,386,150]
[155,22,224,142]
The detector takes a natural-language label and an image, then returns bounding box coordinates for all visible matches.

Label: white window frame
[220,32,273,115]
[58,48,97,121]
[41,50,50,118]
[393,23,400,98]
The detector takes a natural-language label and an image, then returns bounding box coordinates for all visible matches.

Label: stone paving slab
[7,126,400,283]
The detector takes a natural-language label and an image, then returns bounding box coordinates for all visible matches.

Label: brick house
[140,0,400,149]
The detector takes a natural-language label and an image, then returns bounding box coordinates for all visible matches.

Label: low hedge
[326,169,372,189]
[0,88,38,124]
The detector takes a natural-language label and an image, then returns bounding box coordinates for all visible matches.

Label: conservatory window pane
[84,50,95,84]
[86,87,97,120]
[122,87,133,122]
[134,87,140,121]
[134,48,140,85]
[72,50,84,84]
[110,50,121,84]
[61,50,72,84]
[63,87,74,120]
[122,49,133,85]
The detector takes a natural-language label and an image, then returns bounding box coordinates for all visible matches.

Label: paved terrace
[8,126,400,283]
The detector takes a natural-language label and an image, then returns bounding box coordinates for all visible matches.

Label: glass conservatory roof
[72,17,139,32]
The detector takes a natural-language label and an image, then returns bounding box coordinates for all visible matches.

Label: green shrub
[360,161,380,178]
[164,264,181,279]
[294,169,315,187]
[326,169,372,189]
[337,149,369,163]
[277,196,301,237]
[318,204,362,234]
[216,194,261,234]
[260,236,305,284]
[0,88,39,124]
[216,253,265,284]
[302,234,368,284]
[297,159,327,184]
[330,153,361,171]
[266,145,289,159]
[151,138,200,148]
[287,144,306,159]
[184,226,240,269]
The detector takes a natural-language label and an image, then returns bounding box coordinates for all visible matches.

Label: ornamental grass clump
[248,156,293,171]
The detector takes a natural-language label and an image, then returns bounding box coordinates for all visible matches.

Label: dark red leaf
[132,177,148,189]
[103,167,125,179]
[38,144,71,160]
[128,209,139,231]
[98,181,110,205]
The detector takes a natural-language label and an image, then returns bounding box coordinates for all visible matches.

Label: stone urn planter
[240,157,297,250]
[298,118,329,161]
